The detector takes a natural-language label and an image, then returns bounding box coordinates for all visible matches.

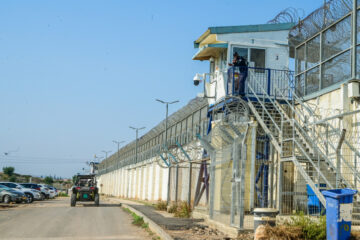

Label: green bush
[154,200,167,211]
[58,192,69,197]
[8,176,17,182]
[289,212,326,240]
[167,203,177,213]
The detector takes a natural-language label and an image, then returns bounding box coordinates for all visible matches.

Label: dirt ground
[168,223,254,240]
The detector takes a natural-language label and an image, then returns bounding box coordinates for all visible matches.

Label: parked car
[20,183,49,200]
[37,184,52,199]
[0,184,26,203]
[0,182,42,203]
[47,186,58,198]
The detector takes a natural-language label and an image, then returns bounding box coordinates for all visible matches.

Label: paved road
[0,197,151,240]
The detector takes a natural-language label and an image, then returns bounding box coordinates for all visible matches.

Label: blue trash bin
[322,188,358,240]
[307,184,326,215]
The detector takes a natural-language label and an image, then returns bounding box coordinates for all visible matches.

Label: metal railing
[226,67,295,99]
[245,69,333,209]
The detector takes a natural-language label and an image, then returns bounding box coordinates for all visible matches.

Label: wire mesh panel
[212,146,233,226]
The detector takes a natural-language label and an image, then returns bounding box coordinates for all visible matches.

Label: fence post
[267,68,271,95]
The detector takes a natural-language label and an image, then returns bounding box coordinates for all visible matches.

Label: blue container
[322,188,358,240]
[307,184,326,215]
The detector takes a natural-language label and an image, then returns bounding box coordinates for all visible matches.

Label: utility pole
[102,150,111,172]
[129,126,145,164]
[113,140,125,157]
[102,150,111,160]
[102,150,111,170]
[156,99,179,205]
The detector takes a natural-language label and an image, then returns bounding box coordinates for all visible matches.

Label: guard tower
[192,22,298,229]
[193,12,360,230]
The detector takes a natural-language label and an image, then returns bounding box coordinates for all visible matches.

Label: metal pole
[113,140,125,158]
[231,137,239,226]
[175,163,179,203]
[165,103,171,205]
[129,127,145,165]
[269,144,274,208]
[249,123,257,210]
[352,0,357,79]
[277,162,283,214]
[156,99,179,206]
[136,129,138,163]
[188,162,192,206]
[336,129,346,188]
[102,150,111,161]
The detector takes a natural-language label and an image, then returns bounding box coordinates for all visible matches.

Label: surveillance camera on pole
[193,73,216,99]
[193,73,203,86]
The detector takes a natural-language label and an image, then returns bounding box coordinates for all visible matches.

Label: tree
[9,176,17,182]
[44,176,54,185]
[3,166,15,176]
[72,175,78,184]
[24,175,31,183]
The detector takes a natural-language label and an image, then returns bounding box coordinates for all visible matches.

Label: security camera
[193,73,202,86]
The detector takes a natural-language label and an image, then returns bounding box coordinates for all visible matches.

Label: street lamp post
[129,126,145,164]
[102,150,112,170]
[156,99,179,205]
[102,150,111,160]
[113,140,125,157]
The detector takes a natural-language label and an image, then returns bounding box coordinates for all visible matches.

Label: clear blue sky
[0,0,322,178]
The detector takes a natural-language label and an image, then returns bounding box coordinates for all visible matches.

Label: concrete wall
[97,142,207,205]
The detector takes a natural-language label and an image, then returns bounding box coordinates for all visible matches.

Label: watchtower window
[230,46,266,69]
[250,48,265,69]
[231,47,248,62]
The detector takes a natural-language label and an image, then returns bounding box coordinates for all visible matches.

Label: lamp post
[113,140,125,157]
[102,150,111,160]
[156,99,179,205]
[129,126,145,164]
[102,150,111,170]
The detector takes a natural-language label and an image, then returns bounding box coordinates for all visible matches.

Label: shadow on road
[0,204,18,210]
[81,203,122,207]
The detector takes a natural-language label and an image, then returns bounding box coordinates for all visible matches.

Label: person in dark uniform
[238,56,248,95]
[228,53,248,95]
[228,52,241,94]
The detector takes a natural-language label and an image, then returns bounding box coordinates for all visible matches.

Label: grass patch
[122,207,160,240]
[154,200,167,211]
[132,214,145,226]
[58,192,69,197]
[167,203,177,213]
[288,212,326,240]
[260,225,303,240]
[261,212,326,240]
[174,201,191,218]
[122,207,132,214]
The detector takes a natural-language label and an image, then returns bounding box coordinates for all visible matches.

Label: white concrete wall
[97,142,207,205]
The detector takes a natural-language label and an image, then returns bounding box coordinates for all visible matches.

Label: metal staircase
[244,69,360,210]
